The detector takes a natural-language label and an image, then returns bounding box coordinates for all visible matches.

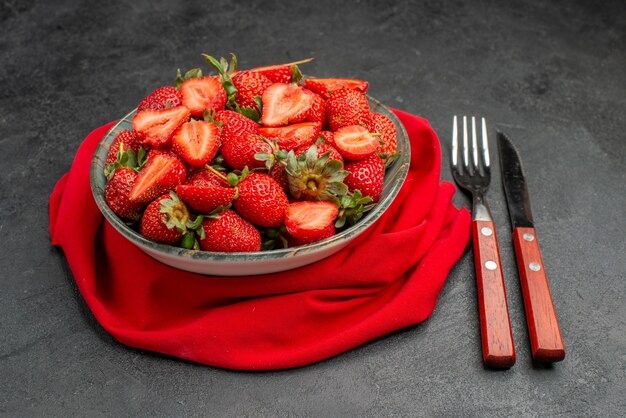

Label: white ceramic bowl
[90,96,410,276]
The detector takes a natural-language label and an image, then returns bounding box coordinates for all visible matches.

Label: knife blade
[497,131,565,363]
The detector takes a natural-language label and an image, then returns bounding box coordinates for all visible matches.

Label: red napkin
[49,110,470,370]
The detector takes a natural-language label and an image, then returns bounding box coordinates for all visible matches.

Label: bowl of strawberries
[90,54,410,276]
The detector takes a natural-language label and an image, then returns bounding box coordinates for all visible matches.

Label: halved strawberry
[344,155,385,202]
[233,172,288,228]
[106,130,140,165]
[249,58,314,83]
[129,150,187,203]
[333,125,379,160]
[304,78,369,99]
[132,106,191,148]
[258,122,322,151]
[325,88,370,131]
[221,132,272,170]
[139,192,190,245]
[171,120,220,166]
[137,86,183,111]
[232,71,273,109]
[199,210,261,252]
[176,182,236,213]
[180,76,227,117]
[105,168,142,220]
[261,83,314,127]
[284,201,338,245]
[368,112,397,157]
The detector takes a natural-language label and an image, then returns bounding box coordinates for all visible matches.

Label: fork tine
[452,115,458,167]
[471,116,479,169]
[463,116,469,169]
[481,117,490,167]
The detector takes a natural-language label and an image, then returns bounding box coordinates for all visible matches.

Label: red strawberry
[215,110,259,143]
[139,193,190,245]
[132,106,191,148]
[261,83,314,127]
[368,112,397,156]
[185,167,230,188]
[258,122,322,151]
[304,78,369,100]
[284,201,338,245]
[137,86,183,111]
[233,172,288,227]
[232,71,273,109]
[180,76,227,117]
[199,210,261,252]
[176,182,236,213]
[344,155,385,202]
[221,132,272,170]
[171,120,221,166]
[249,58,314,83]
[268,164,289,193]
[305,92,326,124]
[333,125,379,160]
[106,130,140,165]
[326,88,370,131]
[319,130,335,147]
[129,150,187,203]
[105,168,142,220]
[295,142,344,163]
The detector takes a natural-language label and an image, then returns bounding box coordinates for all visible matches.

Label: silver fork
[451,116,516,369]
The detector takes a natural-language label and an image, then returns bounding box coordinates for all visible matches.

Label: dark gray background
[1,0,625,416]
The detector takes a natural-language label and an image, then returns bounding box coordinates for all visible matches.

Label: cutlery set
[451,116,565,368]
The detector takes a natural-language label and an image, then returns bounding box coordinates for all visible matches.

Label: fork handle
[513,227,565,363]
[472,220,516,368]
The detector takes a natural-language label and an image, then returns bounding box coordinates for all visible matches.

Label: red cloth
[49,110,470,370]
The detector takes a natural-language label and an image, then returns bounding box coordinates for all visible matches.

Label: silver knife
[498,132,565,363]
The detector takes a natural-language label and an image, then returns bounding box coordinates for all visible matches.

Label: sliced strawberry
[129,150,187,203]
[105,168,142,220]
[333,125,379,160]
[176,183,236,213]
[106,130,140,165]
[171,120,220,166]
[180,76,227,117]
[221,132,272,170]
[261,83,314,127]
[304,78,369,99]
[132,106,191,148]
[137,86,182,111]
[199,210,261,252]
[258,122,322,151]
[249,58,314,83]
[284,201,338,245]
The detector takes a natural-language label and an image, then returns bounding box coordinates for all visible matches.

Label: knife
[497,132,565,363]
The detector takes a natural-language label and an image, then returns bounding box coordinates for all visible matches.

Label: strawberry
[344,155,385,202]
[232,71,273,109]
[258,122,322,151]
[305,92,326,124]
[319,130,335,147]
[171,120,221,166]
[176,182,236,214]
[106,130,140,165]
[333,125,379,160]
[132,106,191,148]
[268,164,289,193]
[261,83,314,127]
[249,58,314,83]
[221,132,272,170]
[233,172,288,227]
[137,86,182,111]
[139,192,190,245]
[368,112,397,157]
[304,78,369,100]
[215,110,259,143]
[199,210,261,252]
[105,168,142,220]
[325,88,370,131]
[284,201,338,245]
[185,167,230,188]
[295,143,343,163]
[129,150,187,203]
[180,76,227,117]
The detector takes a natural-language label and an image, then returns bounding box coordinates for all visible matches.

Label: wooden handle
[513,227,565,362]
[471,220,516,368]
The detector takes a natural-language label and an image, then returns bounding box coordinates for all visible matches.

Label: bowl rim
[89,95,411,262]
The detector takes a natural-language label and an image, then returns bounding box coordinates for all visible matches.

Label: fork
[451,116,516,368]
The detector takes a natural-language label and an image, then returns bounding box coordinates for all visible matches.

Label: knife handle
[513,227,565,362]
[472,220,516,368]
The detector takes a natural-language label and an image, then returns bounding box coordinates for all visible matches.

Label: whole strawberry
[232,71,273,110]
[215,110,259,143]
[368,112,397,157]
[304,78,369,100]
[233,172,288,227]
[137,86,183,111]
[305,92,326,124]
[199,210,261,252]
[295,143,343,163]
[139,192,191,245]
[177,170,236,213]
[106,130,141,165]
[325,88,370,131]
[319,130,335,147]
[249,58,313,83]
[129,150,187,204]
[105,168,143,220]
[344,155,385,202]
[220,132,272,170]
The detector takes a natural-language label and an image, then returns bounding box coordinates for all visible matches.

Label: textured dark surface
[1,0,625,416]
